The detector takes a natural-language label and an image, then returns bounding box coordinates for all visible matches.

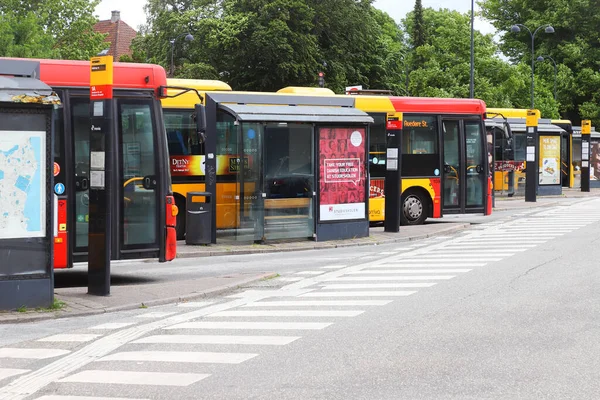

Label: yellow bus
[486,108,576,192]
[163,80,492,237]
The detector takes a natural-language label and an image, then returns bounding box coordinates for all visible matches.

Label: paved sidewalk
[0,271,276,324]
[2,190,597,324]
[176,222,470,258]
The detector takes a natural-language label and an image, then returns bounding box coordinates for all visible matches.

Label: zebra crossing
[2,199,600,400]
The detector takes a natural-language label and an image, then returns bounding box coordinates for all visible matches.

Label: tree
[479,0,600,124]
[133,0,406,93]
[0,0,106,60]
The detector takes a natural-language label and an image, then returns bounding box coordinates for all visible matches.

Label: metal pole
[553,60,557,101]
[470,0,475,98]
[169,40,175,77]
[530,33,535,109]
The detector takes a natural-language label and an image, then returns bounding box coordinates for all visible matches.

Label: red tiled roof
[93,18,138,60]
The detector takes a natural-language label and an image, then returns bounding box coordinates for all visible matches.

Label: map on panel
[0,131,46,239]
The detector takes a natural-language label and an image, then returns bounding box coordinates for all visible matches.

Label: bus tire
[401,190,428,225]
[175,196,186,241]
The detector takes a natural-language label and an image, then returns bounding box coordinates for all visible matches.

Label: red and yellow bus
[0,58,178,268]
[162,80,491,235]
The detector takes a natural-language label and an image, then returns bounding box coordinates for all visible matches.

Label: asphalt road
[1,198,599,399]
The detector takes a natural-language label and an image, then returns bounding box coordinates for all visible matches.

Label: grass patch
[140,303,148,309]
[261,273,280,281]
[16,305,27,313]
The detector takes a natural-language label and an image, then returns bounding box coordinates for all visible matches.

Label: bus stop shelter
[200,92,374,243]
[0,60,60,310]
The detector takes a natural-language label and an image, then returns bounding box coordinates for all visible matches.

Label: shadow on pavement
[54,270,159,289]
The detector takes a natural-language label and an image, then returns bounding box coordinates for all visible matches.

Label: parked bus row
[1,58,494,268]
[162,79,493,240]
[485,108,594,196]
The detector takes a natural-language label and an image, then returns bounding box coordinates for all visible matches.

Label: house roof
[93,12,138,60]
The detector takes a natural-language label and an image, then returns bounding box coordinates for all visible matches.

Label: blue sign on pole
[54,183,65,195]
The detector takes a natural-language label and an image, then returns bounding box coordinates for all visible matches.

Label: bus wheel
[175,197,186,241]
[401,192,427,225]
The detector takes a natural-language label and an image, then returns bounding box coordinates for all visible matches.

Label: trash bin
[186,192,212,245]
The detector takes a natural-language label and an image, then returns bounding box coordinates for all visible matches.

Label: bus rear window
[164,110,202,156]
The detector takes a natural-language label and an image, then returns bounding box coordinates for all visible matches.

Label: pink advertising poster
[319,127,367,221]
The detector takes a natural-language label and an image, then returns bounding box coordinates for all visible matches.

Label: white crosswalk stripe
[133,335,301,346]
[5,199,600,400]
[0,368,29,381]
[99,351,258,364]
[57,370,210,386]
[37,334,101,343]
[0,348,71,359]
[208,310,364,317]
[242,300,392,307]
[165,321,333,330]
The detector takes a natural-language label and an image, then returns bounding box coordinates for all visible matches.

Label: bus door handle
[75,177,89,192]
[143,175,157,190]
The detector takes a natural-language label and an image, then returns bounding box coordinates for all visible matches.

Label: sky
[95,0,496,34]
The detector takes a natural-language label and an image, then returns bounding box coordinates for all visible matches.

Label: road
[1,198,599,399]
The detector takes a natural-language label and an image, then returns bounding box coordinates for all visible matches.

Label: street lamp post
[510,23,555,108]
[537,55,557,101]
[469,0,474,98]
[169,33,194,77]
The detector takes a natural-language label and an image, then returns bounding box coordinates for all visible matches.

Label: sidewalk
[2,190,597,324]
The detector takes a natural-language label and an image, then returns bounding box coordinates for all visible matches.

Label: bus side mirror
[195,104,206,133]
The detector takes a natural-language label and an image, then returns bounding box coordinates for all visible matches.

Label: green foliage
[480,0,600,124]
[0,0,107,60]
[133,0,406,94]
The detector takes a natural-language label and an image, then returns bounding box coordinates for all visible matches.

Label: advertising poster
[590,142,600,180]
[539,136,560,185]
[319,127,366,221]
[169,155,251,177]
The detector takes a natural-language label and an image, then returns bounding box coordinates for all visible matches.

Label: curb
[176,223,471,259]
[0,272,277,325]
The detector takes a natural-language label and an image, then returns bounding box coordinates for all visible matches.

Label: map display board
[0,130,46,239]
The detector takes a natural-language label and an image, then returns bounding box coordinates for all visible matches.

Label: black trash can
[186,192,212,245]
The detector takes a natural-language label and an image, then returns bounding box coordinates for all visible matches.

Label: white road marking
[37,334,102,343]
[242,300,392,307]
[298,291,417,297]
[376,262,487,267]
[133,335,301,346]
[278,277,304,282]
[379,251,399,255]
[135,312,178,319]
[176,301,214,308]
[34,396,150,400]
[321,283,437,289]
[165,321,332,330]
[57,370,209,386]
[0,369,29,381]
[320,265,347,269]
[0,348,71,359]
[347,269,472,274]
[325,275,455,281]
[208,310,364,317]
[99,351,258,364]
[88,323,135,330]
[295,271,325,275]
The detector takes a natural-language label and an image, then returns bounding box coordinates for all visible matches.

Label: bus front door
[442,119,487,214]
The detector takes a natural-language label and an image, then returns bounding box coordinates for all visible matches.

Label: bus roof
[486,107,540,119]
[0,58,167,91]
[278,86,336,96]
[390,97,486,115]
[162,78,232,108]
